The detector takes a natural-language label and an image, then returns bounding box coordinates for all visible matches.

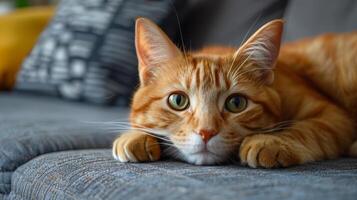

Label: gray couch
[1,93,357,200]
[1,0,357,199]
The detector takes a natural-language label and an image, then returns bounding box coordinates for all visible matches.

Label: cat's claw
[112,132,161,163]
[239,134,301,168]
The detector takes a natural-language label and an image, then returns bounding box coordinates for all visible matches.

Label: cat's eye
[167,92,189,111]
[225,94,248,113]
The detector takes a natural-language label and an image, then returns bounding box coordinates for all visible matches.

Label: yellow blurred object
[0,6,55,90]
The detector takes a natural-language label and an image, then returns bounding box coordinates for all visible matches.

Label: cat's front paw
[239,134,300,168]
[112,132,161,162]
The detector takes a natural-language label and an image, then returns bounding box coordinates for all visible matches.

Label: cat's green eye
[167,92,190,111]
[225,94,248,113]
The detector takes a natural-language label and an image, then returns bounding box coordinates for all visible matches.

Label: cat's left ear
[135,18,182,85]
[236,19,284,84]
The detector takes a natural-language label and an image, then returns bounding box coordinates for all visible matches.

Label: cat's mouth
[185,151,222,165]
[183,148,225,165]
[172,134,230,165]
[191,147,220,157]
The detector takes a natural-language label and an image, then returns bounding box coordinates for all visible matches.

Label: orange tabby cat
[112,18,357,168]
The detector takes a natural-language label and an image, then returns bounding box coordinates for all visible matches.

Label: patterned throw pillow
[16,0,186,105]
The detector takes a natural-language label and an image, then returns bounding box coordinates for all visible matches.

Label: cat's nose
[198,129,218,143]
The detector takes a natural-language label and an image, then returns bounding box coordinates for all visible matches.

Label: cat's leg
[239,105,355,168]
[112,130,161,162]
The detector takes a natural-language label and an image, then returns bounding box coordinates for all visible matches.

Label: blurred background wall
[181,0,357,48]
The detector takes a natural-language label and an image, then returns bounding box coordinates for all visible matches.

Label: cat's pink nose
[198,129,218,143]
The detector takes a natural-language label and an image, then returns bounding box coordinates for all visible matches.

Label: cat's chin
[183,151,224,165]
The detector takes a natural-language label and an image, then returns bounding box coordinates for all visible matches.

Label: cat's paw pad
[239,134,300,168]
[112,133,160,162]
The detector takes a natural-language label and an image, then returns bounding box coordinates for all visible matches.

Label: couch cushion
[16,0,187,105]
[6,149,357,200]
[0,92,129,194]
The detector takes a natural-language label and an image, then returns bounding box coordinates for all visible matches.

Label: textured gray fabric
[0,92,129,194]
[284,0,357,41]
[5,149,357,200]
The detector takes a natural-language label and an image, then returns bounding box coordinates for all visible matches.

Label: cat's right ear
[135,18,182,85]
[235,19,284,85]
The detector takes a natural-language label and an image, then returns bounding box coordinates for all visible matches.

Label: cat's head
[130,18,283,165]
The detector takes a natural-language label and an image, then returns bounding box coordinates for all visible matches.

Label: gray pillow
[16,0,186,105]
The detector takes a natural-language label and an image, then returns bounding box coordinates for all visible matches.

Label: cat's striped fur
[112,18,357,167]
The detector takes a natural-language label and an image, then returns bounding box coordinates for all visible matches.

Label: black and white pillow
[16,0,186,105]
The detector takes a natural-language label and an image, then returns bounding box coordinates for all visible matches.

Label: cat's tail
[349,141,357,157]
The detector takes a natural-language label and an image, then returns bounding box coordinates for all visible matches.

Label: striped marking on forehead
[187,58,231,90]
